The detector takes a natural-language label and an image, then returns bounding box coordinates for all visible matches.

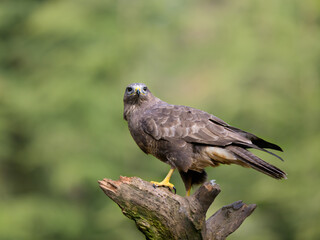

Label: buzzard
[123,83,286,196]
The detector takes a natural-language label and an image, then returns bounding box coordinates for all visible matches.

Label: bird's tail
[226,146,287,179]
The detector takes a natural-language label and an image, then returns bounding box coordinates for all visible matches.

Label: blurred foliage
[0,0,320,239]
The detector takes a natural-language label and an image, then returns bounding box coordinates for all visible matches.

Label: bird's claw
[151,181,176,194]
[172,186,177,194]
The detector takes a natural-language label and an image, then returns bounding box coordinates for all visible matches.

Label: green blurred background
[1,0,320,239]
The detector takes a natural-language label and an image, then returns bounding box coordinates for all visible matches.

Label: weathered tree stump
[98,176,256,240]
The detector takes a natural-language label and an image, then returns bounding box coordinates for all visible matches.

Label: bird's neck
[123,104,138,121]
[123,96,162,121]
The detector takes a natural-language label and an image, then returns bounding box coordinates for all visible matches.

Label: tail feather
[224,125,283,152]
[227,146,287,179]
[235,142,284,161]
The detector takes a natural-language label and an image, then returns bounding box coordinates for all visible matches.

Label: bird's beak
[135,87,141,96]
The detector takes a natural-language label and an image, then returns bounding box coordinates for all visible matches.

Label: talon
[150,168,176,193]
[150,180,175,193]
[165,185,176,194]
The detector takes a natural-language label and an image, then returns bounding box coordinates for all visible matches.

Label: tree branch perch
[98,176,256,240]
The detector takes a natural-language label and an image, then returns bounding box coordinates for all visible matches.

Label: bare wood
[98,176,256,240]
[206,201,256,240]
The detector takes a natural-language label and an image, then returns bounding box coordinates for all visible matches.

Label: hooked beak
[135,87,141,96]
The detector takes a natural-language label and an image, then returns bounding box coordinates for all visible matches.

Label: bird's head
[123,83,157,121]
[123,83,157,120]
[123,83,152,104]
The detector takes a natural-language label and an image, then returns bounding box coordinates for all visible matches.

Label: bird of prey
[123,83,286,196]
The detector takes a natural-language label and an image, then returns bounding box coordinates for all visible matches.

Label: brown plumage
[123,83,287,194]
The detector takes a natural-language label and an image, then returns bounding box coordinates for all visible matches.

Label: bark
[98,176,256,240]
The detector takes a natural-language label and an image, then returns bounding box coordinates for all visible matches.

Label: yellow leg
[186,188,191,197]
[151,168,175,192]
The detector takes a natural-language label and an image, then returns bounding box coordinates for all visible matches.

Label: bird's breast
[127,117,155,154]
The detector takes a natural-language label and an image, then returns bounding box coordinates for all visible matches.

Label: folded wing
[142,104,282,156]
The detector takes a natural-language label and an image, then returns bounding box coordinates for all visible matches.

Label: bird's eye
[143,87,147,91]
[127,87,133,93]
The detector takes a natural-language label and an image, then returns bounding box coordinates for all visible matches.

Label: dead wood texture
[98,176,256,240]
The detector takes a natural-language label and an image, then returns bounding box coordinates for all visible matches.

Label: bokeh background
[1,0,320,239]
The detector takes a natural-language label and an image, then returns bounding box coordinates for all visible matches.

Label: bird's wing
[141,104,252,147]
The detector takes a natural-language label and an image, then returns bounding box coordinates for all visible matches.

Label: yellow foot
[150,180,176,194]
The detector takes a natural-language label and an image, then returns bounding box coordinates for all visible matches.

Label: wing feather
[142,104,252,147]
